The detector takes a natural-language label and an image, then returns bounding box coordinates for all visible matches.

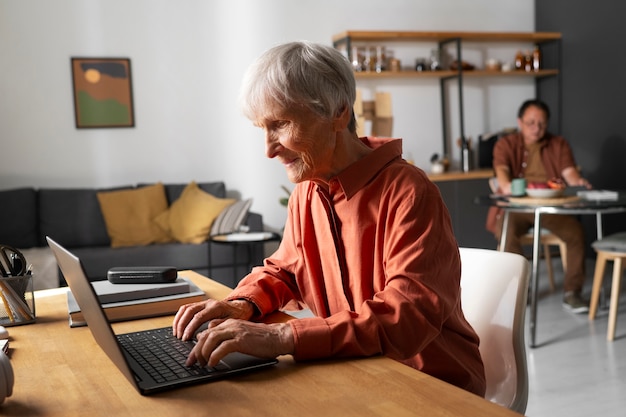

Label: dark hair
[518,99,550,120]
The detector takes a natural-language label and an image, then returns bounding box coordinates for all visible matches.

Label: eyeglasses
[0,245,26,277]
[521,120,547,130]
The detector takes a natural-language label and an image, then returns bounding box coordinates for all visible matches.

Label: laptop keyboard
[117,327,228,383]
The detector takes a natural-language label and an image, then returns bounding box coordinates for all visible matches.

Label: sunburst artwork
[71,58,134,128]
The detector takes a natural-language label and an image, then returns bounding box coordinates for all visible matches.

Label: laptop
[46,236,278,395]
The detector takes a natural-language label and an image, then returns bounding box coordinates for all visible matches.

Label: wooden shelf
[427,169,493,182]
[355,70,457,79]
[462,69,559,78]
[332,30,562,44]
[354,69,559,80]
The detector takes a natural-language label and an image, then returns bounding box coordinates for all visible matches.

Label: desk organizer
[0,275,35,326]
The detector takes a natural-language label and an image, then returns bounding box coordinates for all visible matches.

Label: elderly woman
[173,41,485,396]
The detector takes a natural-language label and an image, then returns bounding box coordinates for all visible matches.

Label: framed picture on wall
[71,57,135,128]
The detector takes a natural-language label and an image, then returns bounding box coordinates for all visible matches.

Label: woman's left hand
[187,319,294,367]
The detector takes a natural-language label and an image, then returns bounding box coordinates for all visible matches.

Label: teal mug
[511,178,527,196]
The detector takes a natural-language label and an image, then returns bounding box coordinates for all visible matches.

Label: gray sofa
[0,182,265,288]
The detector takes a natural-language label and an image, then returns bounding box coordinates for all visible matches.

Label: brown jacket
[485,132,578,234]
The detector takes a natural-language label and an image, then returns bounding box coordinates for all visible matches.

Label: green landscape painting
[71,58,134,128]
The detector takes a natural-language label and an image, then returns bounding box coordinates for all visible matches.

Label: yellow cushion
[154,182,235,244]
[97,183,172,248]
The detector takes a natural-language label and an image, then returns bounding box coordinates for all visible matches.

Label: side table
[208,232,281,287]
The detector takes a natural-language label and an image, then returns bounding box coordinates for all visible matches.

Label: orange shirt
[228,138,486,396]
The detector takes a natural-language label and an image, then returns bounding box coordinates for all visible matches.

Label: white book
[577,190,619,201]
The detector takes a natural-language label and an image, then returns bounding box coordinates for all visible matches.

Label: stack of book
[67,277,206,327]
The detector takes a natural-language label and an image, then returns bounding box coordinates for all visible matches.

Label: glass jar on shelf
[374,45,386,72]
[514,50,524,70]
[363,46,374,72]
[350,46,364,72]
[429,49,442,71]
[532,46,541,71]
[523,50,532,72]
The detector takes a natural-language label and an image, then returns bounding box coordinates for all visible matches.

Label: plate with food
[525,179,566,198]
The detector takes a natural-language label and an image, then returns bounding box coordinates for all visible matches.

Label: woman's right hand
[172,298,255,341]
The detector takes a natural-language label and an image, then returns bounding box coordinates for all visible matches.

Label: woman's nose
[265,133,282,159]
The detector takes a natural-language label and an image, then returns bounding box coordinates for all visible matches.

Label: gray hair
[240,41,357,132]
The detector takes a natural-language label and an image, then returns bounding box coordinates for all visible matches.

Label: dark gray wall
[537,0,626,242]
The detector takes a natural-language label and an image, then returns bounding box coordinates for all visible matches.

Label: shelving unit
[350,69,559,80]
[332,30,562,170]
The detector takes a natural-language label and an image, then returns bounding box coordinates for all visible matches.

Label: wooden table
[3,271,519,417]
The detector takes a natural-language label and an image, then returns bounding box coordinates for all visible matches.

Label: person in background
[487,99,592,313]
[173,41,486,396]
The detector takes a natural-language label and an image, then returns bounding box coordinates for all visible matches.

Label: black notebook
[47,236,278,395]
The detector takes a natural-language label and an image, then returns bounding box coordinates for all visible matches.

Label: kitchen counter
[427,169,493,182]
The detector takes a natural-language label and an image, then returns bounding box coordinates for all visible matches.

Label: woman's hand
[186,320,294,367]
[172,298,255,341]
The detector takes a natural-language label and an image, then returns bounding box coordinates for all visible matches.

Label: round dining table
[475,190,626,347]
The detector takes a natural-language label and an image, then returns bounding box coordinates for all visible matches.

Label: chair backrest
[459,247,530,414]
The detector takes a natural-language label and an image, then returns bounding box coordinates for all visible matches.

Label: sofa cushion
[97,183,172,248]
[210,198,253,236]
[592,232,626,252]
[155,181,235,244]
[0,187,39,248]
[140,182,226,203]
[38,187,132,248]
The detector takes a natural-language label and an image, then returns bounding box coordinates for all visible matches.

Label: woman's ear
[332,106,351,131]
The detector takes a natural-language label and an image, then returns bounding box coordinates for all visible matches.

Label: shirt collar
[331,137,403,199]
[517,131,551,149]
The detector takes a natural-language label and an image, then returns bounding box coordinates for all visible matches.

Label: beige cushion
[97,183,172,248]
[154,182,235,244]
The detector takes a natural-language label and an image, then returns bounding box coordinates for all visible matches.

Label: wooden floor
[524,257,626,417]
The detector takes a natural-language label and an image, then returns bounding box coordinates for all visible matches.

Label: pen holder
[0,275,35,326]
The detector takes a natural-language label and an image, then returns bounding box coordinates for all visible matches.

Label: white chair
[459,247,530,414]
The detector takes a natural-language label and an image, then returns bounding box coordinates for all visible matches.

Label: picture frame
[71,57,135,128]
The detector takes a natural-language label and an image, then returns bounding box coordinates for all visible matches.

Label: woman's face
[518,105,548,145]
[255,103,338,184]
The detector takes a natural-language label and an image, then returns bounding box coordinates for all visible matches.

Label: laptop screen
[47,236,140,388]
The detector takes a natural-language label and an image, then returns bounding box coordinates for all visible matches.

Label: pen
[0,288,15,323]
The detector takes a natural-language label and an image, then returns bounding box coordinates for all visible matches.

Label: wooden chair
[588,232,626,341]
[520,229,567,291]
[459,248,530,414]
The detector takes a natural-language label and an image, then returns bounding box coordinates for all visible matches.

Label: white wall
[0,0,535,231]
